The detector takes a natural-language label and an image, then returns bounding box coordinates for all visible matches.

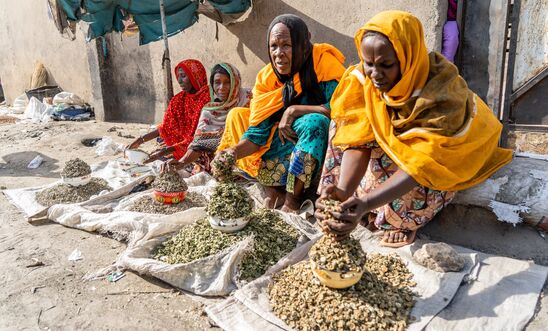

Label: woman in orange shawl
[316,11,512,247]
[126,59,210,162]
[216,14,346,212]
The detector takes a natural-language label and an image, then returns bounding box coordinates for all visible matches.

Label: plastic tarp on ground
[57,0,252,44]
[42,173,319,296]
[206,229,548,331]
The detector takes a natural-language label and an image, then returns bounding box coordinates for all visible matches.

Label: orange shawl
[331,11,512,191]
[218,43,346,176]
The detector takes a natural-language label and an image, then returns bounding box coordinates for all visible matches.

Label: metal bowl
[208,215,249,233]
[310,260,365,289]
[61,174,92,187]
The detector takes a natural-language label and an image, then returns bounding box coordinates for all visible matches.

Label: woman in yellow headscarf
[316,11,512,247]
[216,14,346,212]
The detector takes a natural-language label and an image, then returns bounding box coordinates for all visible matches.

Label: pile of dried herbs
[269,253,416,331]
[154,209,299,282]
[238,209,300,281]
[309,235,366,273]
[61,158,92,178]
[36,178,111,207]
[152,172,188,192]
[212,150,236,181]
[207,183,253,219]
[127,192,207,214]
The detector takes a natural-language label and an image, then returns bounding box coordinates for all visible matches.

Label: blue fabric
[208,0,252,14]
[57,0,251,45]
[242,80,338,178]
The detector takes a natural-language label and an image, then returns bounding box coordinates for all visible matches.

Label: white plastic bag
[52,91,85,106]
[11,94,29,114]
[24,97,54,123]
[95,136,125,156]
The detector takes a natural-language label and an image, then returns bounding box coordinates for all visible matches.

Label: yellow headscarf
[218,43,346,177]
[331,11,512,191]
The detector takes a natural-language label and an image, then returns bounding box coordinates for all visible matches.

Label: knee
[296,113,330,129]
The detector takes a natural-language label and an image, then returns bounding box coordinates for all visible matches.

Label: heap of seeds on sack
[269,253,416,331]
[152,171,188,192]
[309,235,366,273]
[61,158,92,178]
[127,192,207,214]
[154,208,299,282]
[212,150,236,181]
[207,182,253,219]
[36,159,111,207]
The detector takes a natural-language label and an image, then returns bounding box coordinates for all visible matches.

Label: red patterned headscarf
[158,59,210,159]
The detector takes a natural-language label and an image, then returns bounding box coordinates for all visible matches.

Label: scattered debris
[269,254,416,331]
[68,249,83,262]
[31,285,46,294]
[106,271,126,282]
[107,126,121,132]
[25,258,45,268]
[0,115,17,125]
[413,242,465,272]
[117,131,135,139]
[81,137,102,147]
[27,155,44,169]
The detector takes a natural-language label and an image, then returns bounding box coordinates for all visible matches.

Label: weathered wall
[459,0,508,113]
[106,0,447,123]
[0,0,447,123]
[513,0,548,89]
[0,0,92,105]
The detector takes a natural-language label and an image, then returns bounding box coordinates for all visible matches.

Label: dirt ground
[0,120,546,330]
[0,120,214,330]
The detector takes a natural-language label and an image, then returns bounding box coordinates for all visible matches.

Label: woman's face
[177,68,194,92]
[269,23,292,75]
[361,34,401,93]
[213,72,231,102]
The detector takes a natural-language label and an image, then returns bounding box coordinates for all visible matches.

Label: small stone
[413,242,465,272]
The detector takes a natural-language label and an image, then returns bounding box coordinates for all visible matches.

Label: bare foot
[380,229,417,248]
[283,191,302,212]
[264,186,286,209]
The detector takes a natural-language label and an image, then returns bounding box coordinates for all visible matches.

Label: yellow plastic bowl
[310,260,364,289]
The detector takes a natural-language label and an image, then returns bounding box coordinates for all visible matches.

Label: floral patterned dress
[320,123,455,232]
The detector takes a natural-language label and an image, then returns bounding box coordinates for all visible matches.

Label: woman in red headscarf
[126,59,210,163]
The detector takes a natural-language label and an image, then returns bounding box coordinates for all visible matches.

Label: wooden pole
[159,0,174,105]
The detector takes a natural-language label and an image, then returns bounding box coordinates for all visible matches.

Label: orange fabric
[331,11,512,191]
[218,43,346,177]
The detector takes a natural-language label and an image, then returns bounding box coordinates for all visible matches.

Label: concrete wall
[0,0,92,105]
[107,0,447,123]
[513,0,548,89]
[0,0,447,123]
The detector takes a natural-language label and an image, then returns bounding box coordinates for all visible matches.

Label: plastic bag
[11,94,29,114]
[24,97,54,122]
[95,136,125,156]
[52,91,85,106]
